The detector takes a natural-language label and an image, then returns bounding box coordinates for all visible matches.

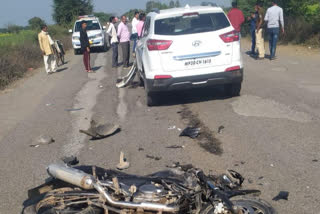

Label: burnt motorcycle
[23,163,276,214]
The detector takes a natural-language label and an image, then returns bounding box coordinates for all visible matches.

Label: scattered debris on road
[179,127,201,139]
[80,120,121,140]
[98,85,103,88]
[30,135,55,147]
[62,156,79,166]
[65,108,84,112]
[166,145,184,149]
[168,125,176,130]
[116,63,137,88]
[312,159,318,162]
[116,152,130,170]
[272,191,289,201]
[146,155,162,161]
[218,125,225,134]
[138,147,144,151]
[179,105,223,155]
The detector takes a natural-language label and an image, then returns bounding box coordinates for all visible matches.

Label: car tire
[146,92,158,107]
[225,82,242,97]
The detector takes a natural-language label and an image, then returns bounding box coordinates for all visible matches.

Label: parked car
[136,5,243,106]
[69,15,108,54]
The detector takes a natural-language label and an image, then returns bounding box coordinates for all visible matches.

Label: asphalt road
[0,41,319,214]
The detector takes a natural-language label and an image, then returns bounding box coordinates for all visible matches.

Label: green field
[0,30,37,48]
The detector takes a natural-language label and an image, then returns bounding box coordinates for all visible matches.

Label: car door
[136,17,151,72]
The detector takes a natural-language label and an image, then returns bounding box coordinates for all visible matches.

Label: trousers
[83,49,91,71]
[43,54,57,73]
[120,41,130,67]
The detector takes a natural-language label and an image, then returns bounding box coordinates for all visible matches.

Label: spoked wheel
[23,188,104,214]
[201,198,276,214]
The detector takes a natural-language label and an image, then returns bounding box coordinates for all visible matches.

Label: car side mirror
[68,29,73,33]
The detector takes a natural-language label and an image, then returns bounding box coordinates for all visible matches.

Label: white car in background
[69,15,108,54]
[136,5,243,106]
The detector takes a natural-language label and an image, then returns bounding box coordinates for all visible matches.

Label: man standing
[136,13,146,38]
[80,21,93,72]
[117,15,131,68]
[264,0,285,60]
[227,1,245,33]
[107,16,119,68]
[255,3,265,60]
[131,11,139,56]
[247,8,258,55]
[38,25,57,74]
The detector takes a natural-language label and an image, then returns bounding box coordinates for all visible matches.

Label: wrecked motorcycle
[23,163,276,214]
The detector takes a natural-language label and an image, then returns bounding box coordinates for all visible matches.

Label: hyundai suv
[136,5,243,106]
[69,15,108,54]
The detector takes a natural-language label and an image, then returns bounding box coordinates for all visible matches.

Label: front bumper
[145,69,243,92]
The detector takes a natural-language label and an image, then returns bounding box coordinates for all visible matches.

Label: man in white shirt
[107,16,119,68]
[264,0,285,60]
[131,11,140,56]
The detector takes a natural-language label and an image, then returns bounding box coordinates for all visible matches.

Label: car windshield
[75,20,101,32]
[154,12,230,35]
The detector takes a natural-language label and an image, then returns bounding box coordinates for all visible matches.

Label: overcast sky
[0,0,231,28]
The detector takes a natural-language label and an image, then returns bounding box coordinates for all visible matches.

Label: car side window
[142,17,151,38]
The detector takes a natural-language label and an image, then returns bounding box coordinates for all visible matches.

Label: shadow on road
[56,67,68,73]
[155,86,231,106]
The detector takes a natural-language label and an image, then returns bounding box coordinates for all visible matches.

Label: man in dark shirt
[248,8,258,55]
[80,21,93,73]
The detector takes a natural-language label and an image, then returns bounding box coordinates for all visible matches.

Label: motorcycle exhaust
[47,164,95,190]
[47,164,179,213]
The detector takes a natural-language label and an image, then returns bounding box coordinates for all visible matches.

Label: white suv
[136,5,243,106]
[69,15,108,54]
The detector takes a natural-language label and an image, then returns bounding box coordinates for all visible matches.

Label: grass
[0,25,71,89]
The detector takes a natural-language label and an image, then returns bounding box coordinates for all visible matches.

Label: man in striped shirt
[117,15,131,68]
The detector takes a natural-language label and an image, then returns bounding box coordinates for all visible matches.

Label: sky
[0,0,231,28]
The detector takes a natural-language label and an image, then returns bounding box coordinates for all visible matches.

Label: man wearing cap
[38,25,57,74]
[264,0,285,60]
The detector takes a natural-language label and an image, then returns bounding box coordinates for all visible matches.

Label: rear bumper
[145,69,243,92]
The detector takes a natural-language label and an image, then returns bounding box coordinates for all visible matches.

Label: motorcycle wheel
[200,198,277,214]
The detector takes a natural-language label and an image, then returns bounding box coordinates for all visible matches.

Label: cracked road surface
[0,42,319,213]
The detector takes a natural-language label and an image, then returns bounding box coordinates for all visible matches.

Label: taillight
[225,65,241,72]
[154,75,172,79]
[220,30,240,43]
[147,39,173,51]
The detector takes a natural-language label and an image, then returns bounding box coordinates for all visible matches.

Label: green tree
[28,17,46,30]
[169,0,175,8]
[52,0,93,26]
[175,0,181,7]
[94,12,113,24]
[6,24,23,34]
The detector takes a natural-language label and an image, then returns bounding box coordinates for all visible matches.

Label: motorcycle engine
[133,184,172,204]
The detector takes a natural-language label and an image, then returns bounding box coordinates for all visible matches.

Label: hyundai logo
[192,40,202,47]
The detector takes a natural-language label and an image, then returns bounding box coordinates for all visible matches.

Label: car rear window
[75,20,101,32]
[154,12,230,35]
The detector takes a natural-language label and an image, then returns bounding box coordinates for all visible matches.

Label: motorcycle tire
[200,198,277,214]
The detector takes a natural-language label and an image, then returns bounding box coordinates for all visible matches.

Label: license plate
[184,58,212,66]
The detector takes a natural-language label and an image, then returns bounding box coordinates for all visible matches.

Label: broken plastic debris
[312,159,318,162]
[80,120,121,140]
[218,125,225,134]
[272,191,289,201]
[179,127,201,139]
[62,156,79,166]
[30,135,55,147]
[116,152,130,170]
[166,145,184,149]
[168,126,176,130]
[65,108,84,112]
[138,147,144,151]
[116,62,137,88]
[146,155,162,161]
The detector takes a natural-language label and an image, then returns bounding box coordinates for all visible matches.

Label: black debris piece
[227,170,245,186]
[218,125,225,134]
[241,161,246,165]
[312,159,318,162]
[138,147,144,152]
[177,111,182,114]
[258,176,264,180]
[234,164,239,167]
[62,156,79,166]
[248,178,253,184]
[272,191,289,201]
[146,155,162,161]
[179,127,201,139]
[166,145,184,149]
[80,120,121,140]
